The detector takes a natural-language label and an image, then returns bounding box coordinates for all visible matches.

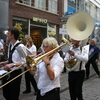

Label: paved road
[0,65,100,100]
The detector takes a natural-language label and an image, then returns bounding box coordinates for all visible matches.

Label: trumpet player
[64,39,89,100]
[0,28,26,100]
[27,37,64,100]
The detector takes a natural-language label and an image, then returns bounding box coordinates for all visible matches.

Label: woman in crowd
[23,36,38,95]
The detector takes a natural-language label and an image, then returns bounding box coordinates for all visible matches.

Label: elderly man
[85,39,100,79]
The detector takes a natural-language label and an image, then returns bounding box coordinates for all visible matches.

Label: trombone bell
[26,56,37,71]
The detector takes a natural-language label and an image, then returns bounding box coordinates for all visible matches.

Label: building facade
[61,0,100,45]
[8,0,63,49]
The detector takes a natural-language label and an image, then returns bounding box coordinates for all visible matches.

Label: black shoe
[84,77,89,80]
[23,90,31,94]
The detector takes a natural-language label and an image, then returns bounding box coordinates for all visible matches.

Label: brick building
[8,0,63,49]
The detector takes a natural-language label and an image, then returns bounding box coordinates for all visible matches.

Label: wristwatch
[46,63,50,67]
[13,63,16,66]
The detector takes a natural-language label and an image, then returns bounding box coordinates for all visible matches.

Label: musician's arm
[42,56,55,80]
[26,65,35,75]
[0,49,4,52]
[4,62,24,70]
[29,51,37,58]
[64,52,70,63]
[73,49,88,62]
[0,60,8,67]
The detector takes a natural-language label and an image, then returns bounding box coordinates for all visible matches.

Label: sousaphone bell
[65,11,94,71]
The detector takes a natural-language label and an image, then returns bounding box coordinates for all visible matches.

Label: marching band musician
[64,39,89,100]
[0,28,26,100]
[27,37,64,100]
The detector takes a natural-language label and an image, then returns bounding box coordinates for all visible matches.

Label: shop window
[48,0,58,14]
[34,0,46,10]
[13,18,28,36]
[85,2,90,13]
[97,8,100,20]
[90,3,96,18]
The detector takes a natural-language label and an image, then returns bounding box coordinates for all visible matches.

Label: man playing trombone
[27,37,64,100]
[0,28,26,100]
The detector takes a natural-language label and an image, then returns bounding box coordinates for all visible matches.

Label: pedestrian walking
[85,38,100,79]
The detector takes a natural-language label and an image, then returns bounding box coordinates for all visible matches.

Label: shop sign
[60,16,69,24]
[65,6,77,15]
[33,17,47,24]
[59,28,68,35]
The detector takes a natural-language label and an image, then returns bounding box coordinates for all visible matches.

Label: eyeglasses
[43,45,49,48]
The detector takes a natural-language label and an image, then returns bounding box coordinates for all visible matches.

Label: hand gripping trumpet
[0,43,66,88]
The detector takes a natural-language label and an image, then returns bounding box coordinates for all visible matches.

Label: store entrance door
[30,29,42,50]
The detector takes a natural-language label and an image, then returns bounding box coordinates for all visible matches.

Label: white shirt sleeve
[0,42,3,49]
[64,53,70,63]
[29,45,37,52]
[53,59,64,78]
[74,45,89,62]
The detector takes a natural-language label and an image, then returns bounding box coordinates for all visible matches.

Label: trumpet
[0,43,66,88]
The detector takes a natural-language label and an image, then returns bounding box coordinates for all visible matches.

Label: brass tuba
[64,11,94,71]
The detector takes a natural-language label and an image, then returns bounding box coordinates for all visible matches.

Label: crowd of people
[0,27,100,100]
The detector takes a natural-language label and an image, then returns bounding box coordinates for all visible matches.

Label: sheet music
[62,44,70,53]
[0,69,8,76]
[16,45,33,57]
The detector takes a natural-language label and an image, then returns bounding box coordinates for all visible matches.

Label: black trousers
[36,88,60,100]
[24,67,38,92]
[85,59,100,78]
[68,70,85,100]
[2,69,22,100]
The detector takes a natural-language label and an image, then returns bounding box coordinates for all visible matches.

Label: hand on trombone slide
[0,62,7,67]
[0,62,14,70]
[2,63,14,70]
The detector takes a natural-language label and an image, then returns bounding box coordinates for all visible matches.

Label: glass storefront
[13,17,28,35]
[13,17,58,50]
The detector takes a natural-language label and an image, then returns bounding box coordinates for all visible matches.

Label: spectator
[85,38,100,79]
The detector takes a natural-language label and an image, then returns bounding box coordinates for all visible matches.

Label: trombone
[0,43,67,88]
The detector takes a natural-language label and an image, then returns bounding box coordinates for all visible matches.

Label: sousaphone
[65,11,94,71]
[66,11,94,40]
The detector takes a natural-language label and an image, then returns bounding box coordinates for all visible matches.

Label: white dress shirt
[29,45,37,52]
[8,40,26,70]
[36,53,64,96]
[64,45,89,71]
